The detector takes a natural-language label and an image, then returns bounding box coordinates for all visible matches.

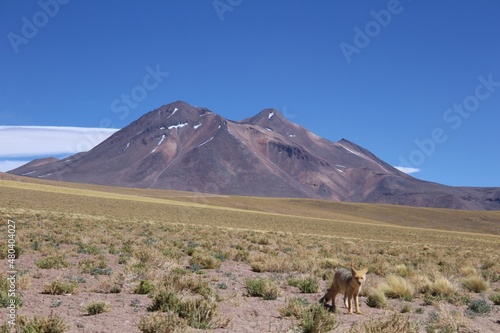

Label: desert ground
[1,173,499,332]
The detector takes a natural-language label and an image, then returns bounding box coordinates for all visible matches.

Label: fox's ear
[351,267,357,274]
[360,268,368,274]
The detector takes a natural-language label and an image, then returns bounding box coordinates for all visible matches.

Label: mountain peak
[258,108,284,119]
[167,100,192,108]
[138,101,214,127]
[241,109,295,136]
[244,108,283,123]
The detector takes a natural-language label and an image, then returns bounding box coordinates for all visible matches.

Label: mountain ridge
[8,100,500,210]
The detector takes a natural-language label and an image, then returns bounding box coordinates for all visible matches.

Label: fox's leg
[354,294,362,314]
[345,292,353,314]
[331,289,339,311]
[319,291,329,306]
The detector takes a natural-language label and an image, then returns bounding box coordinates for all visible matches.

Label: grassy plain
[0,173,499,332]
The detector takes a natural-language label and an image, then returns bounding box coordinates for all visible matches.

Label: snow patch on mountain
[168,123,188,130]
[151,135,166,153]
[198,137,214,147]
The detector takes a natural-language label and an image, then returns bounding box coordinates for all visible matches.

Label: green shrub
[281,299,336,333]
[0,322,10,333]
[108,243,119,255]
[280,297,309,318]
[245,278,281,300]
[90,267,112,275]
[138,312,187,333]
[489,293,500,305]
[30,241,42,251]
[0,274,23,308]
[217,282,228,290]
[178,297,219,329]
[2,244,22,259]
[213,251,229,262]
[300,304,337,333]
[42,280,77,295]
[415,307,425,314]
[120,240,134,255]
[36,255,70,269]
[0,292,22,309]
[17,312,69,333]
[76,242,100,255]
[135,280,155,295]
[78,257,111,275]
[148,289,182,312]
[287,277,319,293]
[86,301,110,315]
[160,272,212,298]
[401,304,412,313]
[467,299,492,316]
[148,287,223,329]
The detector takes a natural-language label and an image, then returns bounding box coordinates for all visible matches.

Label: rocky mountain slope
[9,101,500,210]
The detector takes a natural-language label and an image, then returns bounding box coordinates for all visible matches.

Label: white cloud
[0,126,119,158]
[394,166,420,174]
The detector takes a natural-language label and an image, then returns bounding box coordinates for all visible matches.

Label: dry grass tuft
[428,277,455,298]
[249,254,293,273]
[426,306,475,332]
[459,266,478,277]
[461,275,490,293]
[366,288,387,309]
[394,264,414,278]
[189,253,221,270]
[347,313,420,333]
[379,275,414,301]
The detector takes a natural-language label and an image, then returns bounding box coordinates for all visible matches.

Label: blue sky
[1,0,499,187]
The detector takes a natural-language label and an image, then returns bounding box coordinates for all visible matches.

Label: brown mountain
[8,101,500,210]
